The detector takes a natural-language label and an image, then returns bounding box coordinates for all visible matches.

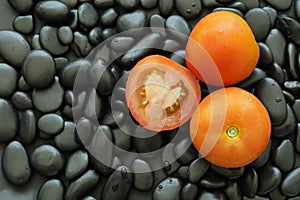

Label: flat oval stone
[284,81,300,96]
[32,77,64,113]
[19,109,36,145]
[245,8,271,41]
[22,50,56,88]
[115,0,139,10]
[258,42,273,66]
[181,183,198,200]
[0,63,18,97]
[166,15,190,36]
[101,8,118,27]
[40,26,69,56]
[236,68,266,89]
[197,190,227,200]
[11,91,32,110]
[272,139,294,172]
[281,167,300,196]
[273,104,296,137]
[111,36,135,52]
[265,62,285,85]
[265,0,292,10]
[254,78,287,125]
[174,138,198,165]
[240,168,258,198]
[65,170,99,200]
[265,29,286,66]
[38,113,64,135]
[224,181,242,200]
[72,31,93,57]
[58,26,73,45]
[257,165,282,195]
[7,0,33,13]
[287,42,299,80]
[38,179,64,200]
[101,166,133,200]
[262,6,277,27]
[211,165,245,179]
[251,140,272,168]
[2,141,31,186]
[35,1,70,24]
[55,121,80,152]
[88,27,102,45]
[0,99,18,142]
[159,0,174,17]
[153,177,182,200]
[13,15,34,34]
[149,14,166,29]
[132,159,153,191]
[175,0,202,19]
[278,15,300,46]
[199,172,227,189]
[0,30,31,68]
[31,34,42,50]
[117,10,146,32]
[141,0,157,9]
[188,158,209,183]
[31,144,64,176]
[78,3,99,28]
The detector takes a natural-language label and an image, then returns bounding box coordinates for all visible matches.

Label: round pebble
[278,15,300,46]
[153,177,182,200]
[65,150,88,179]
[115,0,139,10]
[272,139,294,172]
[262,6,277,27]
[132,159,153,191]
[38,179,64,200]
[101,8,119,27]
[199,172,227,189]
[265,29,286,66]
[72,31,93,57]
[213,7,243,17]
[111,36,135,52]
[188,158,209,183]
[11,91,32,110]
[78,3,99,28]
[257,165,282,195]
[7,0,33,13]
[31,34,42,50]
[140,0,157,9]
[13,15,34,34]
[287,42,300,80]
[181,183,198,200]
[265,0,292,10]
[272,104,296,137]
[159,0,174,17]
[58,26,73,45]
[0,99,18,142]
[0,63,18,97]
[240,168,258,198]
[19,109,36,145]
[34,1,70,24]
[211,165,245,179]
[60,0,78,8]
[88,27,103,45]
[38,113,64,136]
[2,141,31,186]
[258,42,273,66]
[117,10,147,32]
[224,181,242,200]
[22,50,56,88]
[281,167,300,196]
[165,15,190,36]
[265,62,285,85]
[175,0,202,19]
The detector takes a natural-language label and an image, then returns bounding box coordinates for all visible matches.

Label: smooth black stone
[62,105,73,120]
[166,15,190,36]
[281,167,300,196]
[153,177,182,200]
[0,99,18,142]
[18,76,31,92]
[162,143,181,175]
[32,77,64,113]
[65,170,99,200]
[149,13,166,29]
[265,0,292,10]
[94,0,115,7]
[283,90,295,103]
[211,165,245,179]
[101,166,133,200]
[101,8,118,27]
[59,59,91,89]
[121,33,162,69]
[140,0,157,9]
[188,158,209,183]
[111,36,135,52]
[236,0,259,9]
[19,109,36,145]
[54,57,69,71]
[111,128,131,151]
[287,43,300,80]
[31,34,42,50]
[134,127,162,155]
[265,29,286,66]
[115,0,139,10]
[159,0,174,16]
[11,91,32,110]
[38,113,64,136]
[181,183,198,200]
[293,99,300,121]
[22,50,56,88]
[265,62,285,85]
[78,3,99,28]
[262,6,277,27]
[88,27,102,45]
[163,39,181,52]
[7,0,33,13]
[199,172,227,189]
[38,179,64,200]
[202,0,222,7]
[296,0,300,21]
[2,141,31,186]
[72,31,93,57]
[224,181,242,200]
[284,81,300,96]
[216,0,233,4]
[68,9,78,30]
[278,15,300,46]
[297,124,300,154]
[131,159,153,191]
[269,188,286,200]
[178,166,189,179]
[0,63,18,97]
[60,0,78,8]
[213,7,243,17]
[241,168,258,198]
[272,139,294,172]
[54,121,81,152]
[237,68,266,89]
[170,50,185,66]
[245,8,270,41]
[58,26,73,45]
[40,26,69,56]
[99,111,123,127]
[254,78,287,125]
[34,1,70,24]
[257,165,282,195]
[117,10,147,32]
[251,140,272,168]
[197,190,227,200]
[228,1,246,12]
[13,15,33,34]
[272,104,296,138]
[175,0,202,19]
[65,150,88,179]
[31,144,64,176]
[0,30,31,68]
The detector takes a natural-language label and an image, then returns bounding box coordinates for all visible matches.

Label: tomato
[125,55,201,132]
[186,11,259,86]
[190,87,271,168]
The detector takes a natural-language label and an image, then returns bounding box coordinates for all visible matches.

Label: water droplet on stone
[121,167,128,178]
[163,161,171,171]
[130,58,135,62]
[112,184,119,191]
[191,2,196,7]
[275,98,282,103]
[186,9,191,13]
[158,185,163,189]
[114,39,118,43]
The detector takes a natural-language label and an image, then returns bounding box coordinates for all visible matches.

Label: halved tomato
[125,55,201,132]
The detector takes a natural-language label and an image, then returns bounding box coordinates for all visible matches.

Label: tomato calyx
[226,126,239,138]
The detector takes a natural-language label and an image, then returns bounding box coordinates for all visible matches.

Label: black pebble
[236,0,259,9]
[258,43,273,66]
[197,190,227,200]
[293,99,300,121]
[88,27,103,45]
[272,139,294,172]
[278,15,300,46]
[174,138,198,165]
[134,126,163,154]
[13,15,34,34]
[213,7,243,17]
[211,164,245,179]
[265,62,285,85]
[112,128,131,151]
[78,3,99,29]
[0,63,18,97]
[265,0,292,10]
[111,36,135,52]
[94,0,115,8]
[281,167,300,196]
[272,104,296,138]
[101,8,119,27]
[236,68,266,89]
[296,0,300,21]
[115,0,139,10]
[34,1,70,24]
[296,123,300,154]
[60,0,77,8]
[287,42,300,80]
[153,177,182,200]
[284,81,300,96]
[7,0,33,13]
[38,113,64,136]
[224,181,242,200]
[188,158,209,183]
[265,29,286,66]
[38,179,64,200]
[117,10,147,32]
[202,0,222,7]
[72,31,93,57]
[162,143,181,175]
[0,99,19,142]
[11,91,33,110]
[165,15,190,36]
[257,165,282,195]
[181,183,198,200]
[140,0,157,9]
[228,1,246,12]
[19,109,36,145]
[175,0,202,19]
[58,26,74,45]
[262,6,277,27]
[240,168,258,198]
[159,0,174,17]
[131,159,154,191]
[251,140,272,168]
[199,172,227,189]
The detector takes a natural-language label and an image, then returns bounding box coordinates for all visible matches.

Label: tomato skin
[190,87,271,168]
[126,55,201,132]
[186,11,259,86]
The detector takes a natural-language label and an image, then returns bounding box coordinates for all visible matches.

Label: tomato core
[226,126,239,138]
